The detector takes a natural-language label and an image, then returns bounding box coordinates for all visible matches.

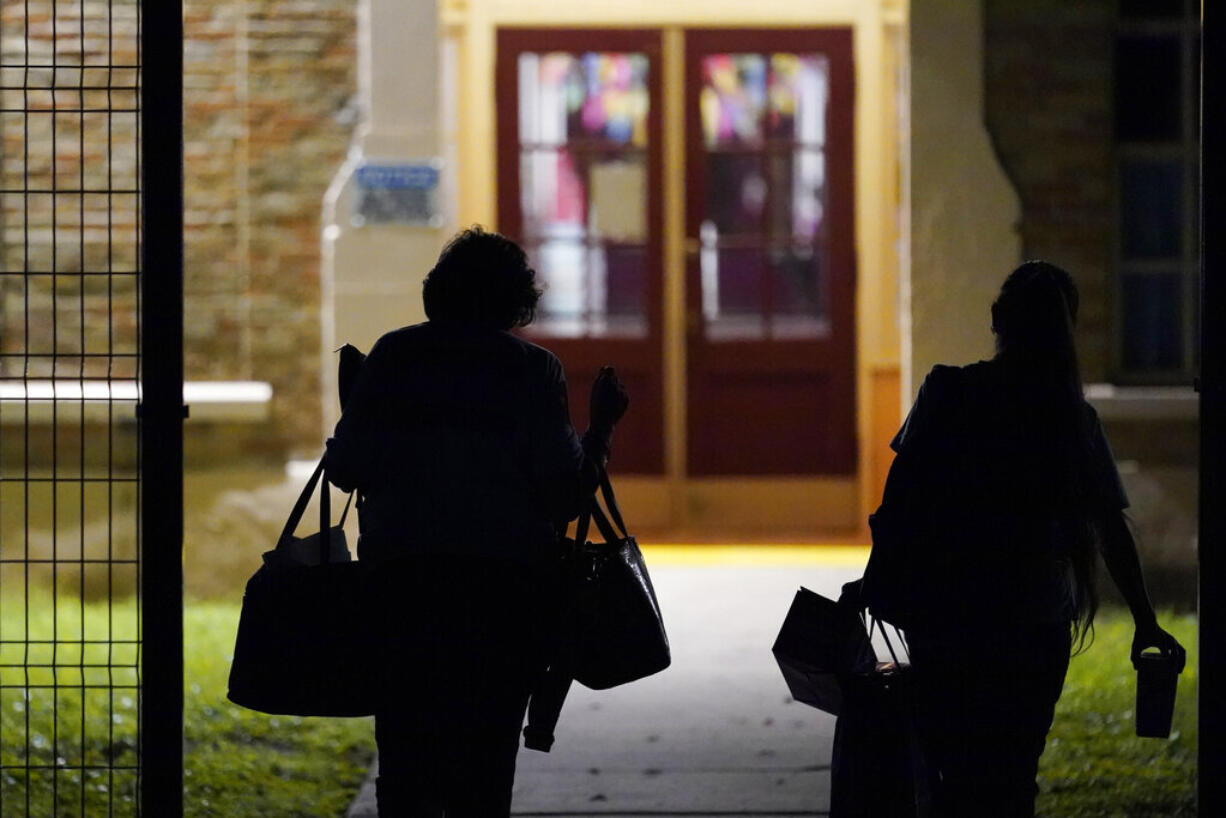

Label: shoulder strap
[574,496,622,548]
[277,459,326,549]
[572,464,629,548]
[319,463,332,564]
[275,456,352,565]
[866,614,909,665]
[338,489,355,528]
[597,465,629,539]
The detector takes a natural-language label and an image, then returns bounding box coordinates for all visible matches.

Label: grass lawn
[1037,609,1198,817]
[1,598,1197,817]
[183,602,375,817]
[0,597,374,818]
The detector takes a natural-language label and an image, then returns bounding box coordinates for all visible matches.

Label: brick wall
[984,0,1115,381]
[0,0,357,459]
[0,1,141,382]
[185,0,357,454]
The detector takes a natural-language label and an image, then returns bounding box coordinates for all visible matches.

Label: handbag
[227,458,381,717]
[772,585,877,715]
[562,467,670,691]
[830,615,932,818]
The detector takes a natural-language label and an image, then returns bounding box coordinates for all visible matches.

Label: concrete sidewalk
[348,552,867,817]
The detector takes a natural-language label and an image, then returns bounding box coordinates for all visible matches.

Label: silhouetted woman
[325,227,628,817]
[863,261,1184,817]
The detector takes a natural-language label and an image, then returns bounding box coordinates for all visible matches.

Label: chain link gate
[0,2,184,815]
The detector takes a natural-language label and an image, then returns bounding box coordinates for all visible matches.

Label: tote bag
[830,617,932,818]
[772,586,876,716]
[227,459,380,717]
[562,468,670,691]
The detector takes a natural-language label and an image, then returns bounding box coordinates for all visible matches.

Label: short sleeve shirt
[883,360,1128,625]
[892,362,1129,511]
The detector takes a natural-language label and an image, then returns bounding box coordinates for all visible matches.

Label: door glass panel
[518,51,650,338]
[604,244,648,327]
[766,54,829,144]
[520,149,584,239]
[528,239,648,339]
[699,53,829,341]
[518,52,649,145]
[699,227,764,340]
[700,54,767,147]
[589,157,646,242]
[768,149,825,241]
[770,246,829,338]
[705,153,766,233]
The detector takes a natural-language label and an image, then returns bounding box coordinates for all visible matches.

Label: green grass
[1037,609,1198,817]
[1,596,374,818]
[182,602,375,817]
[1,599,1197,816]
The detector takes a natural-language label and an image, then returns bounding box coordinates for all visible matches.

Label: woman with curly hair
[326,226,628,816]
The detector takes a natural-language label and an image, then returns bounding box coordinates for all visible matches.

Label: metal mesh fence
[0,1,144,814]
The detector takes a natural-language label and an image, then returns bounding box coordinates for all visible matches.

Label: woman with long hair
[862,260,1184,816]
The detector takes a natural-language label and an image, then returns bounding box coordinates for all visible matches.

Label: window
[696,52,831,341]
[1113,0,1199,380]
[516,50,651,338]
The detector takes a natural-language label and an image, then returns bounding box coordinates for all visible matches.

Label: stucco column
[908,0,1021,395]
[320,0,445,435]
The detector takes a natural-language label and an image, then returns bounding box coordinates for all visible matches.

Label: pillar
[320,0,446,435]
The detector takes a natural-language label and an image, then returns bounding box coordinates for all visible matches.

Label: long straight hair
[991,260,1099,651]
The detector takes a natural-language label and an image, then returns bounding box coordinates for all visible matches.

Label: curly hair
[422,226,542,330]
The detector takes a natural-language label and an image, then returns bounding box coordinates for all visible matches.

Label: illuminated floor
[349,546,868,817]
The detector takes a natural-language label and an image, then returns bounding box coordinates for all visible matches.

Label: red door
[684,29,856,475]
[496,29,665,474]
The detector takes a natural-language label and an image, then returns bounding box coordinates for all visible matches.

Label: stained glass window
[517,52,650,338]
[698,53,829,340]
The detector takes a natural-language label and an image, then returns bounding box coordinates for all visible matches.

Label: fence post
[139,1,185,815]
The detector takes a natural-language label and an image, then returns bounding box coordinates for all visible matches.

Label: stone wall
[185,0,357,455]
[984,0,1115,381]
[0,1,141,382]
[0,1,357,461]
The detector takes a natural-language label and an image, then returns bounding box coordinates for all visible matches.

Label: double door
[496,28,856,477]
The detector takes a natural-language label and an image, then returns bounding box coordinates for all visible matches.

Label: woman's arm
[1098,510,1186,666]
[530,362,627,526]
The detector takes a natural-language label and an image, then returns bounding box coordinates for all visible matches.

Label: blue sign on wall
[352,160,442,227]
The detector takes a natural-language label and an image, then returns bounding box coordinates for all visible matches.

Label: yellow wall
[441,0,906,537]
[908,0,1021,392]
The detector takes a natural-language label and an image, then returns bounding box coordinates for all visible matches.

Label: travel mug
[1135,651,1181,738]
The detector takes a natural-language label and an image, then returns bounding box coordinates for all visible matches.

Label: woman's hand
[589,366,629,433]
[1131,617,1187,672]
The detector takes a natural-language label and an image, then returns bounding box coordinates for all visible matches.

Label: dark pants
[374,684,531,816]
[369,557,547,818]
[908,622,1071,818]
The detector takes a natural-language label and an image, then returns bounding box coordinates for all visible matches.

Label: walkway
[347,546,868,817]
